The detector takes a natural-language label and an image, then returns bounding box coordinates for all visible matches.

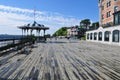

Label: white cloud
[0,5,80,35]
[0,5,45,15]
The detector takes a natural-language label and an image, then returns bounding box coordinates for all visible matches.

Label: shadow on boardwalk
[0,39,120,80]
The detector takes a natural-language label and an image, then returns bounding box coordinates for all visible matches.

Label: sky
[0,0,99,35]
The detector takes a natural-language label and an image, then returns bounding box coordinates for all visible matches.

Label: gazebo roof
[18,21,49,30]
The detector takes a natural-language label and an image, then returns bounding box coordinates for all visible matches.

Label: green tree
[80,19,91,30]
[90,22,99,30]
[45,34,51,38]
[53,27,67,36]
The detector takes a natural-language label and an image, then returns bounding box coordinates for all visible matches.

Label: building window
[102,6,104,10]
[107,1,111,7]
[114,14,119,25]
[99,0,104,3]
[94,32,97,40]
[114,11,120,25]
[104,31,110,41]
[118,13,120,24]
[102,14,104,20]
[98,32,102,41]
[90,33,93,40]
[107,11,111,18]
[87,33,89,39]
[114,6,119,12]
[113,30,119,42]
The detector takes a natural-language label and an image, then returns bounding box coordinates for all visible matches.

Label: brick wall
[100,0,120,26]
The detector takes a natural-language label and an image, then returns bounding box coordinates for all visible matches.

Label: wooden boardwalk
[0,39,120,80]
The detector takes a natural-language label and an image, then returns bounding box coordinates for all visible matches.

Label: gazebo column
[38,29,41,37]
[36,29,38,37]
[38,29,41,41]
[37,29,41,41]
[26,29,29,36]
[43,29,46,41]
[22,29,23,38]
[30,29,33,35]
[43,29,46,37]
[23,29,26,36]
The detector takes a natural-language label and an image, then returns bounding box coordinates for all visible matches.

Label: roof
[18,21,49,30]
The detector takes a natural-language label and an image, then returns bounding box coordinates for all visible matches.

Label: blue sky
[0,0,99,35]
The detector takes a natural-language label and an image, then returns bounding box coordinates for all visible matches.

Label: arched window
[98,32,102,41]
[104,31,110,41]
[90,33,93,40]
[94,32,97,40]
[87,33,89,39]
[114,6,119,12]
[113,30,119,42]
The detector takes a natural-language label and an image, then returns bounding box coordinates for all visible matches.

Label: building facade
[86,0,120,46]
[86,26,120,45]
[67,26,78,38]
[99,0,120,27]
[67,26,86,39]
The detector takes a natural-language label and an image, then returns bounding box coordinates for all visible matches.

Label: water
[0,35,22,40]
[0,35,22,47]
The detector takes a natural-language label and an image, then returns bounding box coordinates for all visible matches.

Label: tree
[52,27,67,37]
[90,22,99,30]
[45,34,51,38]
[80,19,91,30]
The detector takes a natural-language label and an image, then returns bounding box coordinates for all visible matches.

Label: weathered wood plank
[0,39,120,80]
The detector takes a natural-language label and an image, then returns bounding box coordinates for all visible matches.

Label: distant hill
[0,34,23,40]
[53,27,67,36]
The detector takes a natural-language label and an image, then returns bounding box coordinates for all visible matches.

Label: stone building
[67,26,79,39]
[86,0,120,46]
[67,25,86,39]
[99,0,120,27]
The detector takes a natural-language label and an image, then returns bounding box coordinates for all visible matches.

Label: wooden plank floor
[0,39,120,80]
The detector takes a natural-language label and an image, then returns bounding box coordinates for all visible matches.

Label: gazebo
[18,21,49,41]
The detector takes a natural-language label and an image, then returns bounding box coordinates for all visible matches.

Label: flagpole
[34,9,36,22]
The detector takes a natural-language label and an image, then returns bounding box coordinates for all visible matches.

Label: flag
[34,9,36,21]
[34,9,36,17]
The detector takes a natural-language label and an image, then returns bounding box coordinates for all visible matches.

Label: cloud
[0,5,45,15]
[0,5,80,35]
